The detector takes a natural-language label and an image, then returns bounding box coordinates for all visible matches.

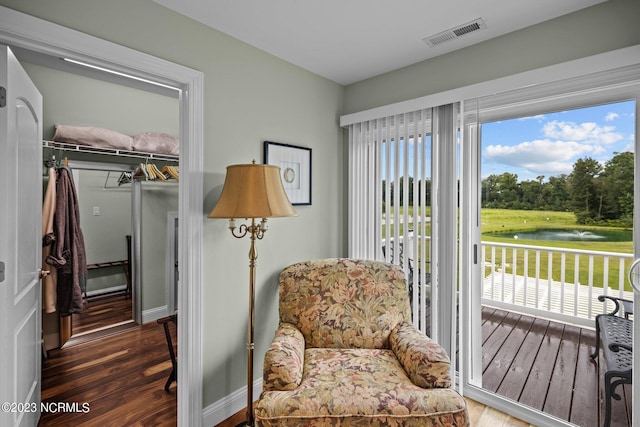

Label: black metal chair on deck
[590,295,632,427]
[381,236,431,308]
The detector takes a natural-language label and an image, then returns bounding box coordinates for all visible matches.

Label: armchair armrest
[262,322,305,392]
[609,343,632,353]
[390,322,451,389]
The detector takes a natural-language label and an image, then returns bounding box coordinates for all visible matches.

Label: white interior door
[0,45,43,427]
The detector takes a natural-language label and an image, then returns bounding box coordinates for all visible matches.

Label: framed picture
[264,141,312,205]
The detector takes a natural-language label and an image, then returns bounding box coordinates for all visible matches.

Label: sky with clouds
[481,99,636,182]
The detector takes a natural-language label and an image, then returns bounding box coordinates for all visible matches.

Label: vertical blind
[430,103,460,376]
[347,109,432,329]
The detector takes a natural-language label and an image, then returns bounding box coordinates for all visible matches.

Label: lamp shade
[209,163,298,219]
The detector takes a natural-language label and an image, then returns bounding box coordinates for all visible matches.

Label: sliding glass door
[460,78,639,426]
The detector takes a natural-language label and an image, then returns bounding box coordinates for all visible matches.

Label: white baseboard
[202,378,262,427]
[142,305,169,324]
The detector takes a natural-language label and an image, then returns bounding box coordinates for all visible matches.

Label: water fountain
[495,228,631,242]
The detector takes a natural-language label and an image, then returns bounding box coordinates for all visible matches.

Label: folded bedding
[53,124,133,150]
[53,125,180,156]
[132,132,179,155]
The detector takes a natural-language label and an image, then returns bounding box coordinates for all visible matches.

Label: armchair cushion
[390,322,452,388]
[263,323,305,392]
[255,347,468,426]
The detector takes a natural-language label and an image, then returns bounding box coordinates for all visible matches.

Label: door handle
[39,269,51,280]
[628,258,640,293]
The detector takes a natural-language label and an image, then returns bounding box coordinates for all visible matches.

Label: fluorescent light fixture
[62,57,179,91]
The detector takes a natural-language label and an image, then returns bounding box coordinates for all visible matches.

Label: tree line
[383,151,633,227]
[482,152,633,226]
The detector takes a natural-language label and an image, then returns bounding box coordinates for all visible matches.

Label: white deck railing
[481,241,634,328]
[381,235,634,328]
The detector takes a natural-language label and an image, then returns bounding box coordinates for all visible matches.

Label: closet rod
[42,140,179,163]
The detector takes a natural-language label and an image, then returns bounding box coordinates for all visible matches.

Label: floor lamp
[209,161,297,427]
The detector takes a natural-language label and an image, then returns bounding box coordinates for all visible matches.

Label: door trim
[0,7,204,427]
[167,211,179,315]
[132,178,143,325]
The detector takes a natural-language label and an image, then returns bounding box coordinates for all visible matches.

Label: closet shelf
[42,140,179,162]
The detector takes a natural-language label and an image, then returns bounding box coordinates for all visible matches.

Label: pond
[489,228,632,242]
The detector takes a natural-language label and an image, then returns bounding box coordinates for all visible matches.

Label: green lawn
[481,209,578,234]
[480,208,632,253]
[480,209,633,292]
[383,207,633,291]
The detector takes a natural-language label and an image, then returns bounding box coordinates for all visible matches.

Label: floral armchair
[254,258,469,426]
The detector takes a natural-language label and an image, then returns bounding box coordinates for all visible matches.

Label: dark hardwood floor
[72,293,133,335]
[39,321,177,426]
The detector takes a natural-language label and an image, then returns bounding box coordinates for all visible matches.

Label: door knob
[628,258,640,293]
[39,269,51,279]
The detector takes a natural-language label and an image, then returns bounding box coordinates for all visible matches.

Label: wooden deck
[482,306,632,427]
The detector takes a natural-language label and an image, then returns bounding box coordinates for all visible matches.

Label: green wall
[23,62,179,141]
[344,0,640,114]
[140,182,179,311]
[0,0,346,408]
[76,169,131,294]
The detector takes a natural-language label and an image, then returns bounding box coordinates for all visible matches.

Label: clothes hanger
[43,154,56,169]
[117,171,132,186]
[134,162,150,180]
[150,163,167,180]
[161,165,179,180]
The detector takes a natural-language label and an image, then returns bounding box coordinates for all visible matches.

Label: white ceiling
[153,0,605,86]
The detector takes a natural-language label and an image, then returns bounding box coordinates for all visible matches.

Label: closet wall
[24,60,180,345]
[140,182,178,312]
[77,169,131,295]
[25,62,178,140]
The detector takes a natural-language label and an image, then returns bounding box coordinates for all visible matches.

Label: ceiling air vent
[423,18,487,48]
